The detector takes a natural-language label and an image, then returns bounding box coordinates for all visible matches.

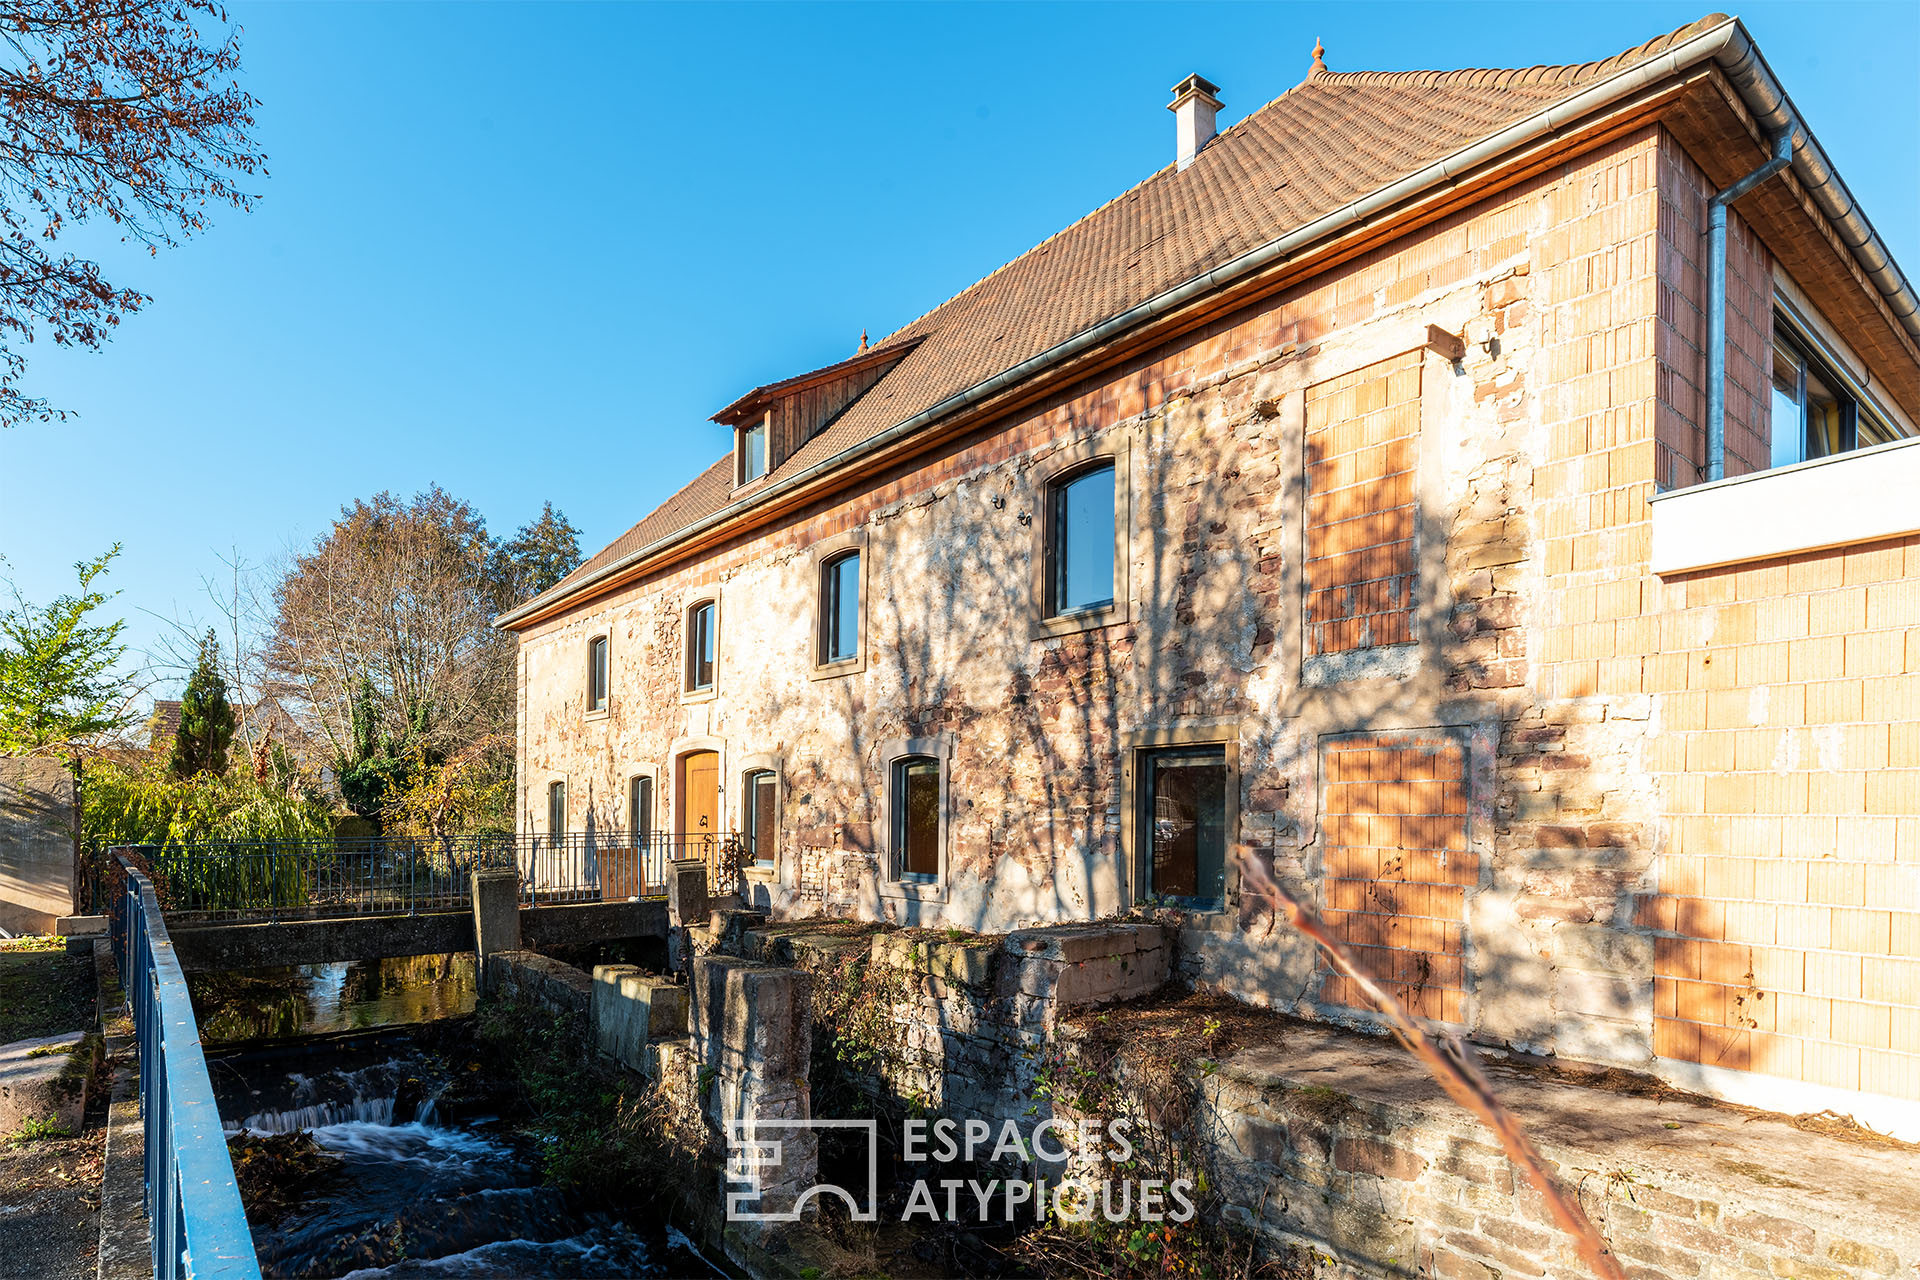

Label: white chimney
[1168,73,1222,171]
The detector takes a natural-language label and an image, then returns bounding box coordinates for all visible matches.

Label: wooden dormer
[715,334,923,488]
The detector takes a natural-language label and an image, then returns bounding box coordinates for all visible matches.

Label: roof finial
[857,328,869,354]
[1310,37,1327,77]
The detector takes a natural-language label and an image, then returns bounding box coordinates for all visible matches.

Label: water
[218,1047,724,1279]
[195,955,722,1278]
[190,954,478,1044]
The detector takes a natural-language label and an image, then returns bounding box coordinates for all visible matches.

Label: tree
[0,1,263,428]
[0,545,130,756]
[168,628,234,777]
[489,501,582,609]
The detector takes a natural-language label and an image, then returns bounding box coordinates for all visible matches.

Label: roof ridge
[1306,12,1731,92]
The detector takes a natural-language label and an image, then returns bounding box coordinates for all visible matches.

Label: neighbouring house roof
[500,12,1905,629]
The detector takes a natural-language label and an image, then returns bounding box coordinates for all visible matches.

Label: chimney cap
[1168,73,1223,111]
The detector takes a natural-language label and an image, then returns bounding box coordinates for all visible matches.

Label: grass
[0,946,95,1044]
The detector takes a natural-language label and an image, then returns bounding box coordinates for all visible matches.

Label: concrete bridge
[165,896,669,973]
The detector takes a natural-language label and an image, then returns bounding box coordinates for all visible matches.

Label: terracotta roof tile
[516,14,1729,621]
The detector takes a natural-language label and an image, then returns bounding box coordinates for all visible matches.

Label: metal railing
[125,831,748,920]
[111,860,262,1280]
[508,832,747,905]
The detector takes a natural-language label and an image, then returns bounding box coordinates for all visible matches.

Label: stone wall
[514,119,1920,1136]
[0,757,76,935]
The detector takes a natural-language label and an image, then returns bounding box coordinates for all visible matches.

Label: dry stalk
[1235,846,1625,1280]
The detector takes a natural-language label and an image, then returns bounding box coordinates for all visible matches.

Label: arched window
[629,775,653,846]
[587,635,609,712]
[1048,462,1116,616]
[686,600,717,691]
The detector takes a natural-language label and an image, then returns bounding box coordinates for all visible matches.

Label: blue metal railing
[113,862,261,1280]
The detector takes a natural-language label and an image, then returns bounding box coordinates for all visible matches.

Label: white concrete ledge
[1650,435,1920,576]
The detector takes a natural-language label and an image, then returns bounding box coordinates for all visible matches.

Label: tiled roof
[516,13,1730,622]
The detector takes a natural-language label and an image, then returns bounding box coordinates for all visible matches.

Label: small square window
[587,635,609,712]
[1049,462,1116,616]
[739,420,768,483]
[686,601,716,692]
[892,755,941,882]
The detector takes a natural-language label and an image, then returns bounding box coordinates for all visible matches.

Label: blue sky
[1,1,1915,697]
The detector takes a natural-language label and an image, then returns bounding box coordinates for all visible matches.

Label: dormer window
[738,417,768,484]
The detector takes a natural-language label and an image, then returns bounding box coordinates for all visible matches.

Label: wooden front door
[679,750,719,841]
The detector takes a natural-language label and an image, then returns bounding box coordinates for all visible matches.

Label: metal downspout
[1705,130,1794,482]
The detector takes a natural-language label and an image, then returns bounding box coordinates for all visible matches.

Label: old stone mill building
[497,11,1920,1151]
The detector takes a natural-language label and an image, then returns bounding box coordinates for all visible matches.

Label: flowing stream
[194,959,721,1278]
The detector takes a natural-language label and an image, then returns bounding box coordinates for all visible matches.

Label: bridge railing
[109,858,262,1280]
[507,832,747,905]
[125,831,747,920]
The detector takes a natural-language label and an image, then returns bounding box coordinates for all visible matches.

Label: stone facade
[513,114,1920,1139]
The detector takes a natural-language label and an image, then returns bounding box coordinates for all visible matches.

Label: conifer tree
[169,629,235,778]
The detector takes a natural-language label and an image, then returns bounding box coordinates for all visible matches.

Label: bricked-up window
[628,775,652,846]
[738,417,768,483]
[1768,320,1901,469]
[820,551,861,664]
[892,756,940,882]
[1139,747,1228,909]
[1049,463,1116,616]
[686,600,716,692]
[744,769,777,868]
[1319,735,1473,1024]
[548,780,566,837]
[1305,352,1421,655]
[586,635,609,712]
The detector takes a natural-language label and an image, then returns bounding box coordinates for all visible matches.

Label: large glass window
[892,755,941,882]
[687,601,716,691]
[1139,747,1228,909]
[587,635,609,711]
[629,775,653,846]
[1769,323,1899,469]
[1049,463,1116,616]
[548,780,567,837]
[744,769,777,868]
[740,420,768,483]
[821,551,861,665]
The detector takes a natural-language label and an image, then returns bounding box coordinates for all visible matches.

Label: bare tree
[0,0,263,427]
[263,487,579,821]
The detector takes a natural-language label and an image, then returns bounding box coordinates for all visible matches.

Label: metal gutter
[1705,129,1794,482]
[498,14,1919,630]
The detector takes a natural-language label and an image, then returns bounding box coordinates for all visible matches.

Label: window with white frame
[739,417,768,484]
[548,780,566,836]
